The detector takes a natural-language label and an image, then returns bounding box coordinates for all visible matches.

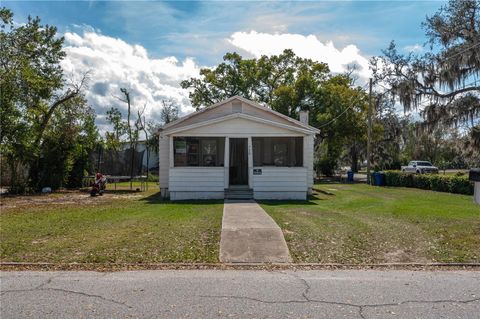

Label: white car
[401,161,439,174]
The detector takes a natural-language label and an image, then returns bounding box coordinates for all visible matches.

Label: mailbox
[470,168,480,205]
[469,168,480,182]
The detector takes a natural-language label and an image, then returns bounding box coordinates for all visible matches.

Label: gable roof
[161,96,320,134]
[164,112,317,135]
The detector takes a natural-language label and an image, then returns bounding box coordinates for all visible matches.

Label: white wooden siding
[169,167,225,199]
[165,99,308,132]
[174,117,304,137]
[252,167,307,199]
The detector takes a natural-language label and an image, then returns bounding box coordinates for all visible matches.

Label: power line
[317,103,356,128]
[316,82,370,129]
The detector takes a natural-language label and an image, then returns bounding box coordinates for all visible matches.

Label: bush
[380,171,473,195]
[147,174,159,182]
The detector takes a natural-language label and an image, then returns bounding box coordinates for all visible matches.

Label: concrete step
[225,188,254,199]
[225,191,253,195]
[225,195,254,200]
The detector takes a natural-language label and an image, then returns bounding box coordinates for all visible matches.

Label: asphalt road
[1,270,479,319]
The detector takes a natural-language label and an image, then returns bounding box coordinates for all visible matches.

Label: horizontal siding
[254,186,307,192]
[252,167,307,193]
[170,191,224,201]
[254,191,306,200]
[169,167,225,192]
[178,117,305,136]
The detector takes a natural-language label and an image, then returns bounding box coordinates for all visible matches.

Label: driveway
[1,270,479,318]
[220,199,292,263]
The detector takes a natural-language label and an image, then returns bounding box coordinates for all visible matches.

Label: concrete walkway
[220,200,292,263]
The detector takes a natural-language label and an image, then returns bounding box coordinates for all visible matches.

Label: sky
[4,0,446,132]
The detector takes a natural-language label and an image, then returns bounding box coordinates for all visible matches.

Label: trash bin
[347,171,354,182]
[373,172,385,186]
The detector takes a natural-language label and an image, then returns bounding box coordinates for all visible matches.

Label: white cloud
[228,30,371,82]
[61,31,200,134]
[404,44,424,53]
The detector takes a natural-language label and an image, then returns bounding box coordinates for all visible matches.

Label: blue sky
[7,1,443,64]
[4,1,447,130]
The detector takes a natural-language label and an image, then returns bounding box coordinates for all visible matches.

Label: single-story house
[158,96,319,200]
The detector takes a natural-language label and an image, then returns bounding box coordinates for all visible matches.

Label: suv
[401,161,439,174]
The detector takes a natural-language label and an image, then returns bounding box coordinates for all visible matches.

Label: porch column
[224,137,229,189]
[247,136,253,189]
[169,135,174,168]
[304,135,314,195]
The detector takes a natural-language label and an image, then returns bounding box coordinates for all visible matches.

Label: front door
[229,138,248,185]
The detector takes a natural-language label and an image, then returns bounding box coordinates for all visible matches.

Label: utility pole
[366,78,373,185]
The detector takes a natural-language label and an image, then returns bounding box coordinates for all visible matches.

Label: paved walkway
[219,200,292,263]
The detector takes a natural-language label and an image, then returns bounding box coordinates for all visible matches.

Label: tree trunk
[350,143,359,173]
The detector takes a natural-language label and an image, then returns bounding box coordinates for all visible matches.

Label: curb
[1,262,480,271]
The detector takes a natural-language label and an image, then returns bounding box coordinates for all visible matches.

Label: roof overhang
[162,95,320,134]
[161,112,319,136]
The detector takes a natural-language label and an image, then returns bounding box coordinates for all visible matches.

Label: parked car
[401,161,439,174]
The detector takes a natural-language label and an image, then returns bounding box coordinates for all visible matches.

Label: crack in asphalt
[201,271,480,319]
[33,275,57,290]
[199,294,480,317]
[3,272,479,318]
[1,276,132,309]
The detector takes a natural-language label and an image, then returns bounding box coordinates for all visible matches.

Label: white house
[158,96,319,200]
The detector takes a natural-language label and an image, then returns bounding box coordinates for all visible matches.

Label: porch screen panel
[174,137,225,167]
[252,137,303,167]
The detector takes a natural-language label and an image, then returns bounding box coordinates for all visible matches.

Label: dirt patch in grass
[0,190,147,212]
[1,190,224,263]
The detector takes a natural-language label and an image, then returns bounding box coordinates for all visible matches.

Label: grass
[1,190,223,263]
[260,183,480,264]
[2,183,479,265]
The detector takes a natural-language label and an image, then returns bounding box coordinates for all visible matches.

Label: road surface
[1,270,479,318]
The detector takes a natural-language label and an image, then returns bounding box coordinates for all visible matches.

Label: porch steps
[225,188,253,200]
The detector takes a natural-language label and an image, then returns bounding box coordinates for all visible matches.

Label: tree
[160,100,179,124]
[371,0,480,146]
[105,107,127,151]
[0,8,92,191]
[181,49,329,118]
[314,75,369,174]
[181,49,371,175]
[37,95,99,189]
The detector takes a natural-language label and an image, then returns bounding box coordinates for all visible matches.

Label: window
[174,137,224,167]
[252,137,303,167]
[418,161,433,166]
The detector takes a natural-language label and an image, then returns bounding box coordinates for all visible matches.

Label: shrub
[449,176,473,194]
[147,174,159,182]
[380,171,473,195]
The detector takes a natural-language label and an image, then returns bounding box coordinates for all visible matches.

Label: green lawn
[1,190,223,263]
[260,183,480,264]
[2,184,479,265]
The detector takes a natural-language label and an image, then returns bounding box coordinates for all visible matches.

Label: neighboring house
[158,96,319,200]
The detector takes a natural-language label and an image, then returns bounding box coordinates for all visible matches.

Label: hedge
[377,171,474,195]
